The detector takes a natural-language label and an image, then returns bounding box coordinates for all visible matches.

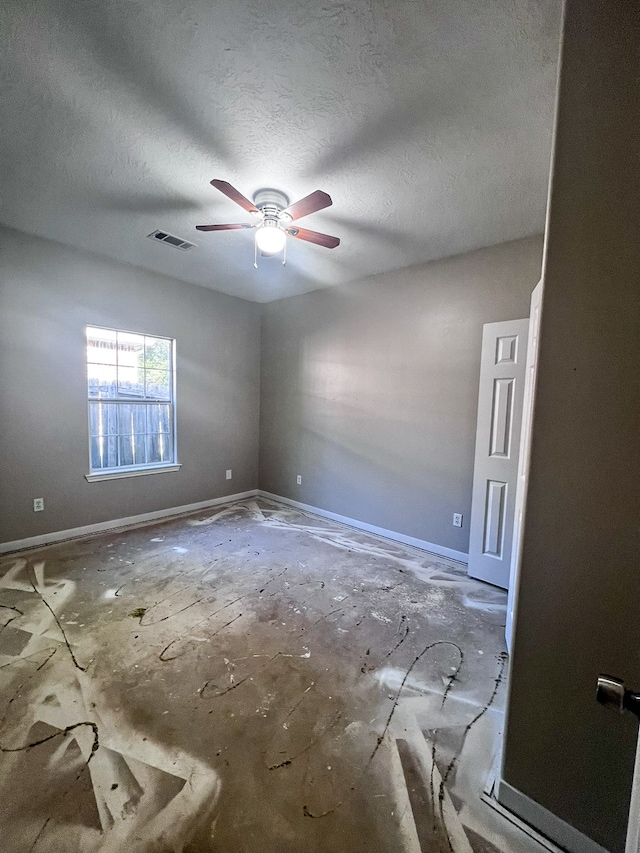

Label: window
[86,326,179,480]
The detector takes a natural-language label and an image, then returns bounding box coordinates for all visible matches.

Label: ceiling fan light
[255,222,286,254]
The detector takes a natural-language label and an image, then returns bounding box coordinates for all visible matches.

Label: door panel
[483,480,507,558]
[468,319,529,589]
[489,379,515,458]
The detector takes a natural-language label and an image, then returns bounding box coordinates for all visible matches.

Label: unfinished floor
[0,497,546,853]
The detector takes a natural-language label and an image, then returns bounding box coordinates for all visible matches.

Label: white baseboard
[496,779,611,853]
[481,792,565,853]
[1,488,469,566]
[0,490,259,555]
[258,490,469,564]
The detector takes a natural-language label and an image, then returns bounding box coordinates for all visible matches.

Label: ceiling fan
[196,180,340,267]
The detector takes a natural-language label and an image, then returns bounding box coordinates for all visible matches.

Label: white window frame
[84,325,180,482]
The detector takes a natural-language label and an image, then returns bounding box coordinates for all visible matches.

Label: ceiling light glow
[256,222,286,254]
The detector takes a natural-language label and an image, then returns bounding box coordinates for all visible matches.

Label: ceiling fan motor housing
[253,188,290,217]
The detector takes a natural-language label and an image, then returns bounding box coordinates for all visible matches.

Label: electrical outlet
[296,475,302,485]
[33,498,44,512]
[453,512,463,528]
[226,469,232,480]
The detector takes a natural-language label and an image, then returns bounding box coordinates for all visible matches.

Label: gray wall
[502,2,640,851]
[0,225,260,544]
[259,236,543,555]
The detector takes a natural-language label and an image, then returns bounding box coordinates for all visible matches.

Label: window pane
[160,403,172,433]
[132,433,146,465]
[145,337,170,371]
[118,404,146,437]
[116,331,144,397]
[119,436,134,467]
[89,402,118,437]
[134,404,147,434]
[146,404,159,434]
[87,327,117,365]
[88,363,117,398]
[146,403,171,433]
[146,434,161,465]
[118,433,147,466]
[91,436,118,469]
[147,433,172,465]
[107,436,119,468]
[90,436,103,469]
[117,364,144,397]
[117,331,145,352]
[145,369,170,400]
[160,432,172,462]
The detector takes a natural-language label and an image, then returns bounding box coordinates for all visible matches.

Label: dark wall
[502,2,640,850]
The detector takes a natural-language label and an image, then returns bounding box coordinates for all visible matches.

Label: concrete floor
[0,498,548,853]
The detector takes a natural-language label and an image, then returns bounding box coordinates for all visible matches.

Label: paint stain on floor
[0,498,541,853]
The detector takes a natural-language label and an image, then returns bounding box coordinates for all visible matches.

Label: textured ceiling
[0,0,562,302]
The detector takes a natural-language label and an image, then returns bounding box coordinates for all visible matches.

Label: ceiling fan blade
[196,223,255,231]
[287,226,340,249]
[283,190,332,221]
[210,179,258,214]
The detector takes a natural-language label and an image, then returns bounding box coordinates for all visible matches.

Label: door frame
[505,280,543,652]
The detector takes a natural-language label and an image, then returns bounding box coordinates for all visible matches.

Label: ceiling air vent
[148,229,196,251]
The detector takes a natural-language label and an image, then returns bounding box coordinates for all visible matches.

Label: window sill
[85,464,181,483]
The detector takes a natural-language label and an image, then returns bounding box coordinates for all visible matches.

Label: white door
[468,319,529,589]
[505,281,543,651]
